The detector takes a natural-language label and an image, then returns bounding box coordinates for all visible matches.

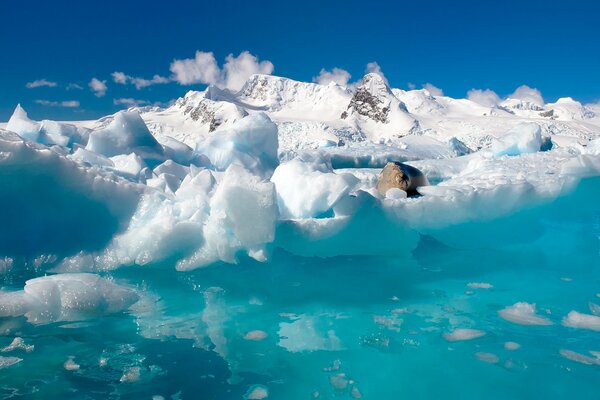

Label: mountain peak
[358,73,392,96]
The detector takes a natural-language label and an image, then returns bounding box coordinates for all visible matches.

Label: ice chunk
[467,282,493,289]
[157,135,207,166]
[559,349,600,366]
[0,130,142,257]
[153,160,189,181]
[0,273,139,324]
[442,328,486,342]
[491,123,543,156]
[1,337,34,353]
[6,104,41,142]
[271,159,359,219]
[110,153,147,180]
[589,302,600,316]
[177,165,278,269]
[498,302,552,326]
[38,119,86,147]
[562,311,600,331]
[504,341,521,351]
[385,187,407,200]
[86,111,165,163]
[120,366,142,383]
[70,147,114,168]
[278,314,342,352]
[0,356,22,369]
[64,356,80,371]
[475,352,499,364]
[92,168,216,269]
[243,330,268,341]
[196,113,278,178]
[7,105,88,147]
[244,385,269,399]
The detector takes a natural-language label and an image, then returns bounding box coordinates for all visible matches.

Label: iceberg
[86,111,165,164]
[0,273,138,324]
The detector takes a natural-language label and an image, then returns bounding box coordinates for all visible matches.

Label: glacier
[0,72,599,398]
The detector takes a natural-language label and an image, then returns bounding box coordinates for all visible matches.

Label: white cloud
[467,88,501,107]
[407,83,416,90]
[89,78,107,97]
[423,83,444,96]
[113,98,149,107]
[111,72,170,89]
[112,72,128,84]
[221,51,274,91]
[26,79,57,89]
[508,85,544,105]
[66,83,83,90]
[365,62,389,85]
[169,50,274,91]
[313,67,351,86]
[35,99,80,108]
[169,51,221,86]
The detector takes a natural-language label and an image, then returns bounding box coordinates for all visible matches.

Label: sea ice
[243,330,268,341]
[244,385,269,399]
[0,356,22,369]
[467,282,493,289]
[498,302,552,326]
[442,328,486,342]
[491,123,543,156]
[271,158,358,219]
[86,111,165,163]
[475,352,499,364]
[1,338,34,353]
[0,273,139,324]
[196,113,279,178]
[562,311,600,331]
[559,349,600,366]
[504,341,521,351]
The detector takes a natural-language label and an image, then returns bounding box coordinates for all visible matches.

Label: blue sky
[1,0,599,121]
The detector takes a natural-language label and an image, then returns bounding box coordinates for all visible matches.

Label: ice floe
[498,302,553,326]
[562,311,600,332]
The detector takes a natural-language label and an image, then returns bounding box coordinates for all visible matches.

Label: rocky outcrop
[176,93,248,132]
[342,73,393,123]
[377,161,428,197]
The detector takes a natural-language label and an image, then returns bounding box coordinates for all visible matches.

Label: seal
[376,161,428,197]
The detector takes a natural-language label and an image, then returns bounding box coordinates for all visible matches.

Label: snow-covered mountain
[122,72,600,157]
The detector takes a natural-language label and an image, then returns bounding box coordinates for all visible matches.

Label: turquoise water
[0,172,599,399]
[1,226,599,399]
